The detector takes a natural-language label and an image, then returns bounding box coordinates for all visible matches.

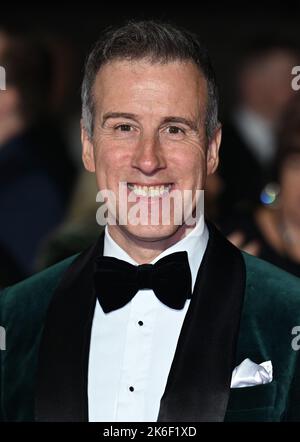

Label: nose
[131,134,166,175]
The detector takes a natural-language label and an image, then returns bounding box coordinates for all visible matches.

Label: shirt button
[138,320,144,326]
[129,386,134,392]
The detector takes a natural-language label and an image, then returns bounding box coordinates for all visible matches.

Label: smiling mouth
[127,183,173,197]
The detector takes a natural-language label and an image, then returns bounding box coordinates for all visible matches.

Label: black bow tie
[94,251,192,313]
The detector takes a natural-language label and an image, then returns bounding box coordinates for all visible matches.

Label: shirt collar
[104,216,209,292]
[233,107,275,165]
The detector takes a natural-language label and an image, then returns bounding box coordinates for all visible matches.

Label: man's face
[240,50,298,122]
[281,153,300,225]
[82,59,221,243]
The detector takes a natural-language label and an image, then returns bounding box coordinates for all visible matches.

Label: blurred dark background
[1,3,300,287]
[2,3,300,117]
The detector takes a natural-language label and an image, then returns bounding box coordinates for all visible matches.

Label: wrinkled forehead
[92,58,208,119]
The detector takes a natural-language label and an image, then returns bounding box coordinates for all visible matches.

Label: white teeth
[127,184,171,197]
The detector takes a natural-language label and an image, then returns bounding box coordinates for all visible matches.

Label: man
[218,39,299,217]
[0,21,300,422]
[0,30,76,282]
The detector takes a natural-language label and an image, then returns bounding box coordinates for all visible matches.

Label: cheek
[94,141,131,183]
[173,148,206,184]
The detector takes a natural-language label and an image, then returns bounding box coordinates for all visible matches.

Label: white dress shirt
[88,218,209,422]
[234,107,275,166]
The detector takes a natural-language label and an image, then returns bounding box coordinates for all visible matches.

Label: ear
[207,125,222,175]
[81,120,96,173]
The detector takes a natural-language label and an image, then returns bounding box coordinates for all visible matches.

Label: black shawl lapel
[157,222,246,422]
[35,222,246,422]
[35,233,105,422]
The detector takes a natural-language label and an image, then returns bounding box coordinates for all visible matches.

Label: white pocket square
[230,358,273,388]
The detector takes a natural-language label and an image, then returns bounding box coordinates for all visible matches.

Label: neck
[107,223,196,264]
[240,103,277,125]
[0,113,25,146]
[281,209,300,238]
[273,207,300,262]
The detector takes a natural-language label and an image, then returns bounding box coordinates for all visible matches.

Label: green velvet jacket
[0,225,300,422]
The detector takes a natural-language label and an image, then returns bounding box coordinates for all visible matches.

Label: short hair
[81,20,219,140]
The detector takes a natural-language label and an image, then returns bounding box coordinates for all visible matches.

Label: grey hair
[81,20,219,140]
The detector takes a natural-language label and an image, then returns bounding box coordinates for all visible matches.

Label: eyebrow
[102,112,138,126]
[102,112,199,132]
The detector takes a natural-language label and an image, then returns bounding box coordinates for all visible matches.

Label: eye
[115,124,133,132]
[166,126,185,135]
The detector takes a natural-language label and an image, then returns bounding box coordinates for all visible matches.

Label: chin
[120,223,183,243]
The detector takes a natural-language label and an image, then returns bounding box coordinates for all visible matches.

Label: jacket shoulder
[241,251,300,319]
[0,254,78,322]
[242,251,300,296]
